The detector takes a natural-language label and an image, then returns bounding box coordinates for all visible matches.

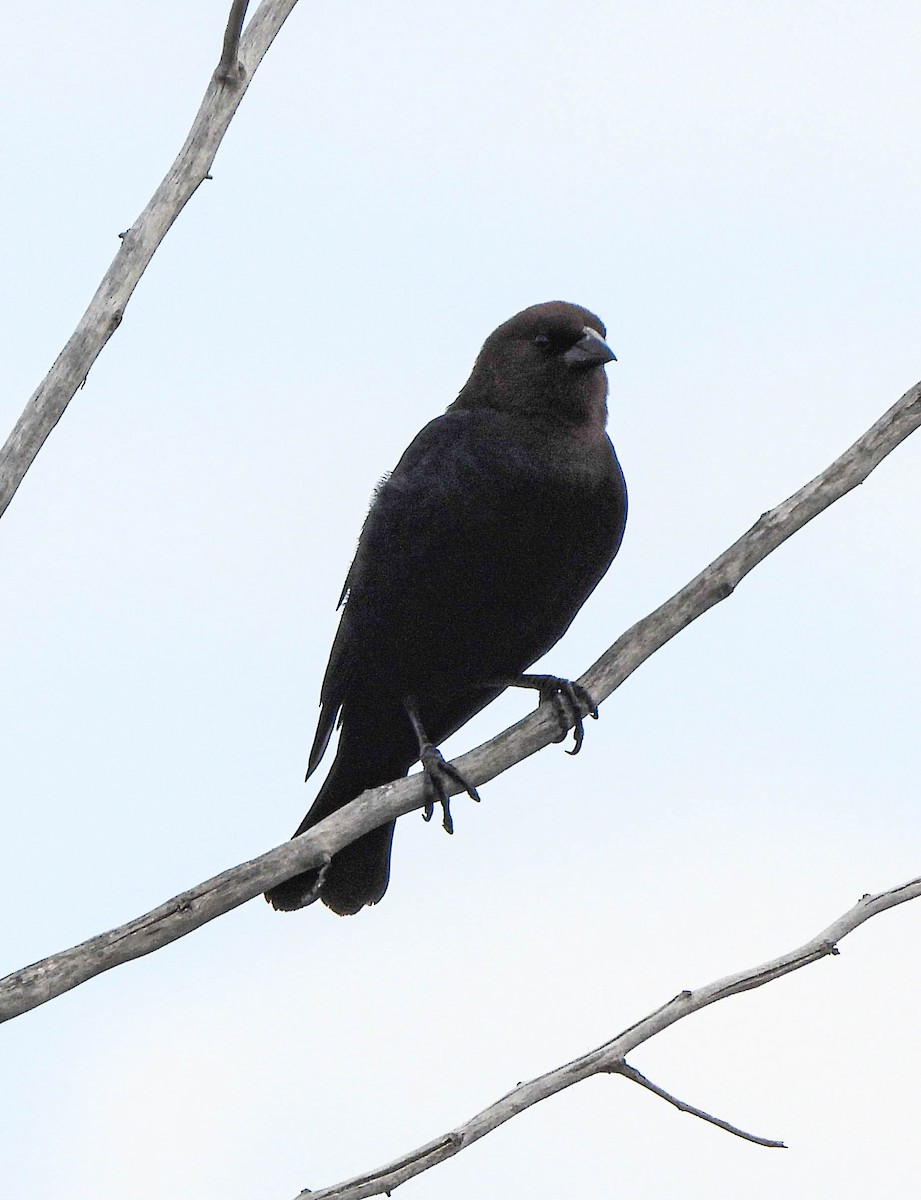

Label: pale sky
[2,3,921,1197]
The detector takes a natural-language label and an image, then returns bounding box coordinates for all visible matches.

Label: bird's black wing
[305,411,481,776]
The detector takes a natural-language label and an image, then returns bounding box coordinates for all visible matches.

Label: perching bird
[266,301,627,915]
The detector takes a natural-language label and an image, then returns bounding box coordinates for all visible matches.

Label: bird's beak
[563,326,617,368]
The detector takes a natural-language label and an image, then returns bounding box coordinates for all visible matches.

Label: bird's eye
[533,333,551,348]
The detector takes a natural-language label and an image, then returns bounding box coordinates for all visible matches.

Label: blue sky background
[2,3,921,1196]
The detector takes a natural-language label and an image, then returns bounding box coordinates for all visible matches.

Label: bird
[266,301,627,915]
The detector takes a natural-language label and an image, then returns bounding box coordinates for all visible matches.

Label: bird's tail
[265,740,410,916]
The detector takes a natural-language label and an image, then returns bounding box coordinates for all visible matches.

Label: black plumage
[267,301,627,915]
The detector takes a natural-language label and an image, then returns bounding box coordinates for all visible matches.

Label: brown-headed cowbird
[266,301,627,915]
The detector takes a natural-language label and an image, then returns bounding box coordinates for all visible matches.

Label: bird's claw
[419,744,480,835]
[536,677,598,755]
[302,853,332,904]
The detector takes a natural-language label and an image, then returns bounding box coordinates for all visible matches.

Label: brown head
[451,301,616,429]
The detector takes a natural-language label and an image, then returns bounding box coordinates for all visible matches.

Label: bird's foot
[518,673,599,755]
[405,696,481,834]
[265,852,332,912]
[419,743,481,835]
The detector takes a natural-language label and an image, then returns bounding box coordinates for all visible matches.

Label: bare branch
[615,1062,786,1148]
[0,0,299,520]
[290,877,920,1199]
[0,380,918,1022]
[584,379,921,708]
[217,0,251,82]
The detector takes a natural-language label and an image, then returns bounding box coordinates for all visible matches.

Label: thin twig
[217,0,251,82]
[0,0,300,520]
[615,1061,786,1148]
[291,877,919,1199]
[0,382,919,1022]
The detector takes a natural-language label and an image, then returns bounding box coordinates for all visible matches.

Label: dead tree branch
[584,379,921,707]
[0,0,300,520]
[293,877,920,1199]
[615,1063,786,1148]
[0,379,918,1023]
[217,0,251,81]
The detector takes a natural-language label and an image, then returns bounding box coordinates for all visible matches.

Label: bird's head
[452,301,616,427]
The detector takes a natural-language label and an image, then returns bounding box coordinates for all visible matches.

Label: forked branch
[294,878,919,1199]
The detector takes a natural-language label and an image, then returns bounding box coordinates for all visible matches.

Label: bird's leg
[404,696,481,835]
[503,674,599,755]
